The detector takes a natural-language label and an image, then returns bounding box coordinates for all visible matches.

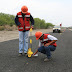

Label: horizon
[0,0,72,27]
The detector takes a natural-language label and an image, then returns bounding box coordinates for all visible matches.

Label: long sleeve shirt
[39,35,58,47]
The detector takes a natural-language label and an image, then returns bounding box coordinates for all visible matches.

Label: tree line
[0,13,54,29]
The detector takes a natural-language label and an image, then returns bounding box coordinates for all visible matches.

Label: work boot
[44,57,52,62]
[18,53,23,57]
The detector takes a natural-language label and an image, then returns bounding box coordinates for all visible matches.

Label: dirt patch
[0,29,52,42]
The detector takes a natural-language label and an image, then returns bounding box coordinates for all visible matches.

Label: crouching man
[33,31,58,62]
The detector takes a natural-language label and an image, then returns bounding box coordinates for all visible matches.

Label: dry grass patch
[0,25,18,31]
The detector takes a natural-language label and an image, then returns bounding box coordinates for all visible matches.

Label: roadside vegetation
[0,13,54,31]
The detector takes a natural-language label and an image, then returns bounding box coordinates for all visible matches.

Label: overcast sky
[0,0,72,27]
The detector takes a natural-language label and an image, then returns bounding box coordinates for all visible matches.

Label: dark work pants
[38,45,56,58]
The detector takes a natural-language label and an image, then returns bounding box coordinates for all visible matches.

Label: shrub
[0,26,4,31]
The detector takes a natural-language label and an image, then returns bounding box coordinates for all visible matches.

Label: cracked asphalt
[0,29,72,72]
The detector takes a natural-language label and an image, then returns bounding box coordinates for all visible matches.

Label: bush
[0,13,15,26]
[0,12,54,29]
[0,26,4,31]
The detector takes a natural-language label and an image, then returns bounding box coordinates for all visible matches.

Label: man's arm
[15,15,21,26]
[44,40,57,46]
[45,35,58,46]
[33,50,38,55]
[30,14,34,28]
[33,40,41,55]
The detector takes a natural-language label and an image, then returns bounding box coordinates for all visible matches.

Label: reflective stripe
[43,39,48,41]
[19,27,23,29]
[18,15,30,17]
[25,15,30,17]
[18,15,22,17]
[25,26,30,28]
[40,38,48,42]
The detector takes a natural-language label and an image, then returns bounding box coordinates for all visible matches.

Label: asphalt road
[0,29,72,72]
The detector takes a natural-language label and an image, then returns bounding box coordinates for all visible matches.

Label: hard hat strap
[39,34,44,39]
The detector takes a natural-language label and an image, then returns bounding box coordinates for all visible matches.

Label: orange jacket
[17,12,30,31]
[40,34,57,47]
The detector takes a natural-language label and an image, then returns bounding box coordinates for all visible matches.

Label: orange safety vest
[17,12,30,31]
[40,34,57,47]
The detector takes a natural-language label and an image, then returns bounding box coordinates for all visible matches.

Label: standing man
[15,5,34,56]
[33,31,58,62]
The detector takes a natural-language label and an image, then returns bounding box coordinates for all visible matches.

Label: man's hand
[33,53,36,55]
[30,25,34,29]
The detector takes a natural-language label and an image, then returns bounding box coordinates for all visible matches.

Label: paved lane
[0,30,72,72]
